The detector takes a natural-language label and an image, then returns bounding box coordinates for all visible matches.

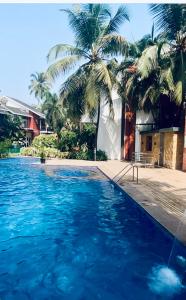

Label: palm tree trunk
[95,101,101,152]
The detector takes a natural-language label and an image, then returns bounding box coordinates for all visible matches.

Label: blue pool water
[0,158,186,300]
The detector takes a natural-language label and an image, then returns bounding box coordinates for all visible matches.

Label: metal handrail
[112,163,139,184]
[115,165,133,182]
[112,163,132,181]
[132,152,155,168]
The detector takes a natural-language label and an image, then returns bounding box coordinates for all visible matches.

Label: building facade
[0,96,48,145]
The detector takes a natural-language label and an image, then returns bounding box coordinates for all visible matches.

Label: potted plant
[40,150,46,164]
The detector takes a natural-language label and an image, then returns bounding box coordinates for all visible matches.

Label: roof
[6,106,31,117]
[0,104,31,117]
[4,96,45,118]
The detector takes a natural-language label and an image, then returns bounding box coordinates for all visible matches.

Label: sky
[0,3,153,105]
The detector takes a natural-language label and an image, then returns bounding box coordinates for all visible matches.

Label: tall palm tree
[149,4,186,105]
[29,72,51,103]
[41,92,66,139]
[149,4,186,41]
[122,44,177,119]
[117,28,168,108]
[47,4,129,150]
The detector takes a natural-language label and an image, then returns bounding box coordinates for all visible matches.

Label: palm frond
[59,65,87,100]
[93,61,112,93]
[137,46,158,79]
[105,6,130,34]
[61,7,103,50]
[100,34,128,57]
[140,85,159,109]
[47,44,88,61]
[160,65,174,90]
[149,4,185,40]
[46,56,81,81]
[174,81,182,104]
[84,75,99,113]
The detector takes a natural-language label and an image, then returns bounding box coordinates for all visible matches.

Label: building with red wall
[0,96,48,145]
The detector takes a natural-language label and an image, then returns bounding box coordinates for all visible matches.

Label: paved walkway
[45,159,186,244]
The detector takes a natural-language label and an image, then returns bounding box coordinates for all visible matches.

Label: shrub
[0,139,12,154]
[75,150,93,160]
[20,146,60,158]
[32,134,58,149]
[20,147,38,156]
[0,139,12,157]
[57,152,69,159]
[96,150,108,161]
[43,147,60,158]
[79,124,96,150]
[68,149,107,161]
[58,130,78,151]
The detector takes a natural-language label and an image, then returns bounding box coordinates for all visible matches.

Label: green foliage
[68,149,93,160]
[0,114,24,142]
[79,124,96,150]
[46,4,130,146]
[96,150,108,161]
[0,139,12,158]
[40,149,46,159]
[68,148,107,161]
[57,151,69,159]
[41,92,66,135]
[20,147,37,156]
[29,72,51,103]
[149,4,186,40]
[20,146,60,158]
[32,134,58,148]
[58,130,78,151]
[20,144,107,161]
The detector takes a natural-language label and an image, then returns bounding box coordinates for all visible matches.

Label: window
[21,117,29,128]
[146,136,152,151]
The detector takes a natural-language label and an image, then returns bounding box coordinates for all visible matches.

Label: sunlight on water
[148,265,183,298]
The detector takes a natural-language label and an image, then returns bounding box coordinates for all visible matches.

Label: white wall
[97,90,122,160]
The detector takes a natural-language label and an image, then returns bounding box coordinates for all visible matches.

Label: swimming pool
[0,158,186,299]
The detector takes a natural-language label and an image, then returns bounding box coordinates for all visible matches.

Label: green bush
[96,150,108,161]
[32,134,58,149]
[57,152,69,159]
[43,147,60,158]
[79,124,96,149]
[20,147,38,156]
[73,150,93,160]
[0,139,12,157]
[58,130,78,151]
[68,149,107,161]
[21,146,60,158]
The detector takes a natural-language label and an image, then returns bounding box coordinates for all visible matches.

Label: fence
[0,147,21,156]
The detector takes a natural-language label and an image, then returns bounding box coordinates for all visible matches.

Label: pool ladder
[112,163,139,184]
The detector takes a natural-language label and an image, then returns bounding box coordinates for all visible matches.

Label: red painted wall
[28,112,40,137]
[123,106,136,160]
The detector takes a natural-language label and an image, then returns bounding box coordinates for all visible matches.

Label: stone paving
[45,158,186,244]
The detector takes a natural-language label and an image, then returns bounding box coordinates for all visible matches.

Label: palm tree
[149,4,186,105]
[123,44,178,123]
[29,72,51,103]
[41,92,66,139]
[149,4,186,41]
[47,4,129,150]
[117,28,167,107]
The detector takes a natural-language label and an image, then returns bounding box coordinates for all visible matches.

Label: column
[183,103,186,171]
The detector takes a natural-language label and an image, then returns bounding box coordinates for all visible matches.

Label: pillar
[183,102,186,171]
